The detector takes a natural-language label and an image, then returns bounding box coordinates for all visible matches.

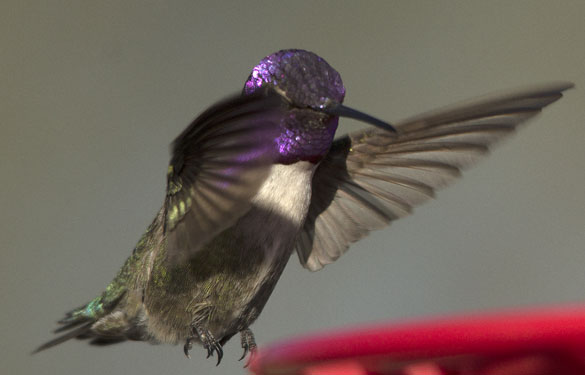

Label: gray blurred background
[2,1,584,374]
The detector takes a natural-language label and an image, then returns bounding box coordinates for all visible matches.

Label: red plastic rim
[249,305,585,375]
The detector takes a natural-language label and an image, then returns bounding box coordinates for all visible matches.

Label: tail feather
[34,293,124,353]
[54,314,93,334]
[32,321,94,354]
[33,301,99,354]
[35,253,136,353]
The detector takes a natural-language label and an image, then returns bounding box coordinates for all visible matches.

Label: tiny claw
[183,338,192,359]
[238,346,248,361]
[192,324,223,365]
[239,328,257,366]
[215,344,223,366]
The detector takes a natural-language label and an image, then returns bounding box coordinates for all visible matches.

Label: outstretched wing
[164,90,286,263]
[296,82,573,271]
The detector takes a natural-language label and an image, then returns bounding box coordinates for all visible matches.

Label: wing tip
[547,81,575,92]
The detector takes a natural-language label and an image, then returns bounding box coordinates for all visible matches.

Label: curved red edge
[249,305,585,375]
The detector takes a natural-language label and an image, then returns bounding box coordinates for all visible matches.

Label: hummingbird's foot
[239,328,257,367]
[189,325,223,366]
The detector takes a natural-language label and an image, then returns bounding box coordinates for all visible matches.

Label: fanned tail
[34,289,128,353]
[34,212,160,354]
[33,301,97,354]
[33,321,94,353]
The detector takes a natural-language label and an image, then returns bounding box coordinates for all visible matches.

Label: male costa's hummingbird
[35,49,572,365]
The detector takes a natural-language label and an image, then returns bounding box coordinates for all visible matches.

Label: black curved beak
[321,103,396,133]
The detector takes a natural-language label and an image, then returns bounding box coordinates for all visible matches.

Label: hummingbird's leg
[239,328,257,367]
[192,324,223,366]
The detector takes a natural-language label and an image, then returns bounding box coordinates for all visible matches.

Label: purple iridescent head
[241,50,395,164]
[244,50,346,109]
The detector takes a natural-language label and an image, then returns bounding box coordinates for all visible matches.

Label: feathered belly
[212,161,317,333]
[144,161,316,343]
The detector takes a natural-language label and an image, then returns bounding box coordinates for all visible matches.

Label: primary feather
[296,82,574,271]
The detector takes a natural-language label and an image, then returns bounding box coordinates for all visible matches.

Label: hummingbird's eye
[271,86,294,105]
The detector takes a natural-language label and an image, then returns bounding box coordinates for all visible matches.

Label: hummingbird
[35,49,572,365]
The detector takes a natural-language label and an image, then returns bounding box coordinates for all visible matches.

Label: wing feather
[296,82,573,271]
[164,90,286,263]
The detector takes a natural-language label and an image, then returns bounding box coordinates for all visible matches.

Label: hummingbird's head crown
[244,49,346,109]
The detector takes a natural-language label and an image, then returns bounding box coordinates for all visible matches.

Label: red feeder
[249,305,585,375]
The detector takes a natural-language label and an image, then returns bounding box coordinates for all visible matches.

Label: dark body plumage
[35,49,572,364]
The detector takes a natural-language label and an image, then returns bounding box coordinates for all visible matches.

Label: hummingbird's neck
[276,109,338,165]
